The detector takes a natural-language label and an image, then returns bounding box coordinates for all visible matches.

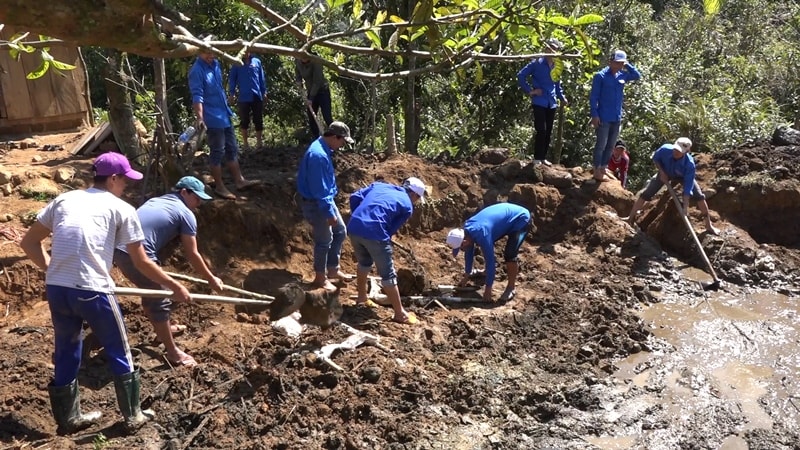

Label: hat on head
[93,152,143,180]
[673,137,692,154]
[175,176,212,200]
[446,228,465,256]
[611,49,627,62]
[544,38,564,52]
[325,121,354,144]
[614,140,627,150]
[403,176,427,200]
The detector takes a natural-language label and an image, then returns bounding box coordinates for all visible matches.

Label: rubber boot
[48,379,102,435]
[113,369,155,433]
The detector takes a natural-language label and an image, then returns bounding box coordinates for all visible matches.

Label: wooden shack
[0,26,91,135]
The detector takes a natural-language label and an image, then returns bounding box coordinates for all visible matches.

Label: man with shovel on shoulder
[114,176,224,368]
[20,152,191,435]
[626,137,720,235]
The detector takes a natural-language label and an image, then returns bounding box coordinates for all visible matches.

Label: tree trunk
[102,50,141,162]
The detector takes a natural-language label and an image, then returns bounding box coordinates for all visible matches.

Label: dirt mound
[1,132,799,448]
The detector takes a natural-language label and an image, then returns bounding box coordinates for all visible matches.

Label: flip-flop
[214,189,237,200]
[499,290,516,302]
[170,324,187,335]
[392,313,418,325]
[355,299,379,308]
[328,272,355,282]
[166,352,197,368]
[235,179,261,191]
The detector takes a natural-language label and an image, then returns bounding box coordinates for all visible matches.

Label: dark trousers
[307,88,333,138]
[532,105,556,161]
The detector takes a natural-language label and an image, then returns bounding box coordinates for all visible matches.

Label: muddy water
[591,267,800,449]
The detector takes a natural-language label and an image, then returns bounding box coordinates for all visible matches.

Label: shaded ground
[0,131,799,449]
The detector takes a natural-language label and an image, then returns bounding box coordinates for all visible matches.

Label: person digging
[626,137,720,236]
[446,203,533,302]
[114,176,224,368]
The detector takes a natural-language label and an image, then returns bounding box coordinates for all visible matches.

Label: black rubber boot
[113,369,155,433]
[48,379,102,435]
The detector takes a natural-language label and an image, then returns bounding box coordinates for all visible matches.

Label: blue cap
[175,176,212,200]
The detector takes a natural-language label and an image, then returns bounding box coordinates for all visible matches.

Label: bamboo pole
[163,271,275,300]
[113,287,272,306]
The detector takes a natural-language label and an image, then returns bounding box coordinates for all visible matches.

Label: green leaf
[27,60,50,80]
[365,29,382,49]
[51,60,76,71]
[550,58,564,82]
[703,0,721,15]
[375,10,387,26]
[549,16,570,26]
[573,14,604,26]
[9,48,19,60]
[389,15,406,24]
[304,20,313,36]
[352,0,362,20]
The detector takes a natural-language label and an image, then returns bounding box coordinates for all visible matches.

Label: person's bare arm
[180,234,223,292]
[126,242,191,302]
[20,221,52,271]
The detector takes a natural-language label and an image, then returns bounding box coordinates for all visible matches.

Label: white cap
[446,228,465,256]
[403,177,427,198]
[673,137,692,154]
[612,49,627,62]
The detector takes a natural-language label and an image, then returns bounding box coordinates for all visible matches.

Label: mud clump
[269,283,343,328]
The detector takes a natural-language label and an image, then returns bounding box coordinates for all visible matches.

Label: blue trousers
[46,285,134,386]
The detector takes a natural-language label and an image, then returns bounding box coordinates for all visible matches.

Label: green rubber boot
[48,379,102,435]
[113,369,155,433]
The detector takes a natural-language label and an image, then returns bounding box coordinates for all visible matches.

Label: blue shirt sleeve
[386,203,412,237]
[349,184,371,212]
[463,244,475,276]
[228,66,239,97]
[623,63,642,82]
[517,60,535,95]
[304,152,337,217]
[188,64,205,105]
[259,60,267,96]
[682,161,696,197]
[474,235,497,286]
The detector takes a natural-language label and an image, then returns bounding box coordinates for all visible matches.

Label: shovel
[113,287,272,306]
[665,183,721,291]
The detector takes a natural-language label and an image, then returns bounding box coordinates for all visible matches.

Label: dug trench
[0,136,799,448]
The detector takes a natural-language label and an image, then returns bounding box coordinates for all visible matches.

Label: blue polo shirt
[228,55,267,102]
[517,58,566,109]
[589,63,642,122]
[462,203,531,286]
[348,182,413,242]
[652,144,697,197]
[297,137,338,217]
[188,57,233,129]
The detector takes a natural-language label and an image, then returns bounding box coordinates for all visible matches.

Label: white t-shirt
[37,187,145,293]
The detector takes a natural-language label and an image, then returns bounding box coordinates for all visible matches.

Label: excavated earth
[0,132,799,449]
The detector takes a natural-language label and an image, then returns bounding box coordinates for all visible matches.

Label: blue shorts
[349,234,397,287]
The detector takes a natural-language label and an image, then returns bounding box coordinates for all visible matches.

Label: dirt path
[0,132,798,449]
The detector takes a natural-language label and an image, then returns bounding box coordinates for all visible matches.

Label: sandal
[355,299,379,308]
[166,351,197,368]
[499,289,516,302]
[391,313,418,325]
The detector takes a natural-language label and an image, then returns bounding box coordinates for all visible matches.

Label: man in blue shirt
[589,50,641,182]
[189,48,259,200]
[517,38,569,166]
[446,203,532,302]
[114,176,224,368]
[348,177,426,325]
[626,137,720,235]
[228,52,267,150]
[297,121,355,290]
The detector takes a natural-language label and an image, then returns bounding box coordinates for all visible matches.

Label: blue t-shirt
[463,203,531,286]
[652,144,697,197]
[189,57,233,129]
[228,55,267,102]
[296,137,338,217]
[589,63,641,122]
[122,193,197,262]
[517,57,566,109]
[348,182,413,242]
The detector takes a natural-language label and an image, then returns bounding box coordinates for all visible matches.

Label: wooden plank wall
[0,26,89,133]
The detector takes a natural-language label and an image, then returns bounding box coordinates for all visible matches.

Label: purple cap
[93,152,143,180]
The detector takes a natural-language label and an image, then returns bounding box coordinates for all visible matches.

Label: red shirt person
[607,140,630,188]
